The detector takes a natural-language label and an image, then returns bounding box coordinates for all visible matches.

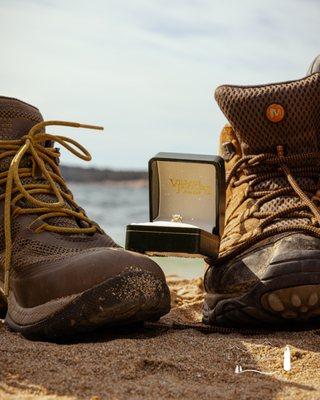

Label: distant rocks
[61,165,148,184]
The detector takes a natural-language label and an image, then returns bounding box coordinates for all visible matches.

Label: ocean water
[69,183,205,279]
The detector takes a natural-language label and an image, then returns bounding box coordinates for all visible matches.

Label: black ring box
[125,152,225,258]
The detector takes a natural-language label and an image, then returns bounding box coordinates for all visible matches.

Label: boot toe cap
[13,247,166,308]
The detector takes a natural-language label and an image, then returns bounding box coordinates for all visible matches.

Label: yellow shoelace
[217,146,320,263]
[1,120,104,296]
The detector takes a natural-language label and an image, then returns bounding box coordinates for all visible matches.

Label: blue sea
[69,183,204,279]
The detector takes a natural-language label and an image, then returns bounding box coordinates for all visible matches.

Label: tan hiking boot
[0,96,170,338]
[203,73,320,328]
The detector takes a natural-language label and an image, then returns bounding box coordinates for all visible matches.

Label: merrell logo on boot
[266,103,285,122]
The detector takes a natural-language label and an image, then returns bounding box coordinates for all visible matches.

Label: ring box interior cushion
[125,152,225,257]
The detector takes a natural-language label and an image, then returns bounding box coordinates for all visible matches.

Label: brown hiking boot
[0,96,170,338]
[203,73,320,328]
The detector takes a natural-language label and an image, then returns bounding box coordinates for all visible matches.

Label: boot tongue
[215,73,320,156]
[0,96,43,140]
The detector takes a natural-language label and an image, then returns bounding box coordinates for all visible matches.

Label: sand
[1,276,320,400]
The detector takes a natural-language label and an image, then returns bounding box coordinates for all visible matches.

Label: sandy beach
[1,276,320,400]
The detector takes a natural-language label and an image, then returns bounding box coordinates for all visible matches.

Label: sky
[0,0,319,170]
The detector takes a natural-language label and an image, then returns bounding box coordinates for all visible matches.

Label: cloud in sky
[0,0,319,169]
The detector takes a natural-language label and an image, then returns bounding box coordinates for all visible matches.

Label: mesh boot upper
[0,97,118,288]
[215,73,320,261]
[215,73,320,156]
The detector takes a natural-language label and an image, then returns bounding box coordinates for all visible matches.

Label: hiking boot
[203,73,320,328]
[0,96,170,338]
[307,54,320,74]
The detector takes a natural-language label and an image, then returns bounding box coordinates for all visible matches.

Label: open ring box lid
[125,152,225,258]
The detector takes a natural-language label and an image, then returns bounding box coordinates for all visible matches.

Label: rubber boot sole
[5,270,170,339]
[203,259,320,329]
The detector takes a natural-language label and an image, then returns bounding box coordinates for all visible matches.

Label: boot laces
[1,120,104,296]
[220,145,320,262]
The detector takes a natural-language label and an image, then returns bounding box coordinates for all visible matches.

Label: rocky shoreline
[61,165,147,183]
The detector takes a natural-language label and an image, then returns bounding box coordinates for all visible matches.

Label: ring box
[125,152,225,258]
